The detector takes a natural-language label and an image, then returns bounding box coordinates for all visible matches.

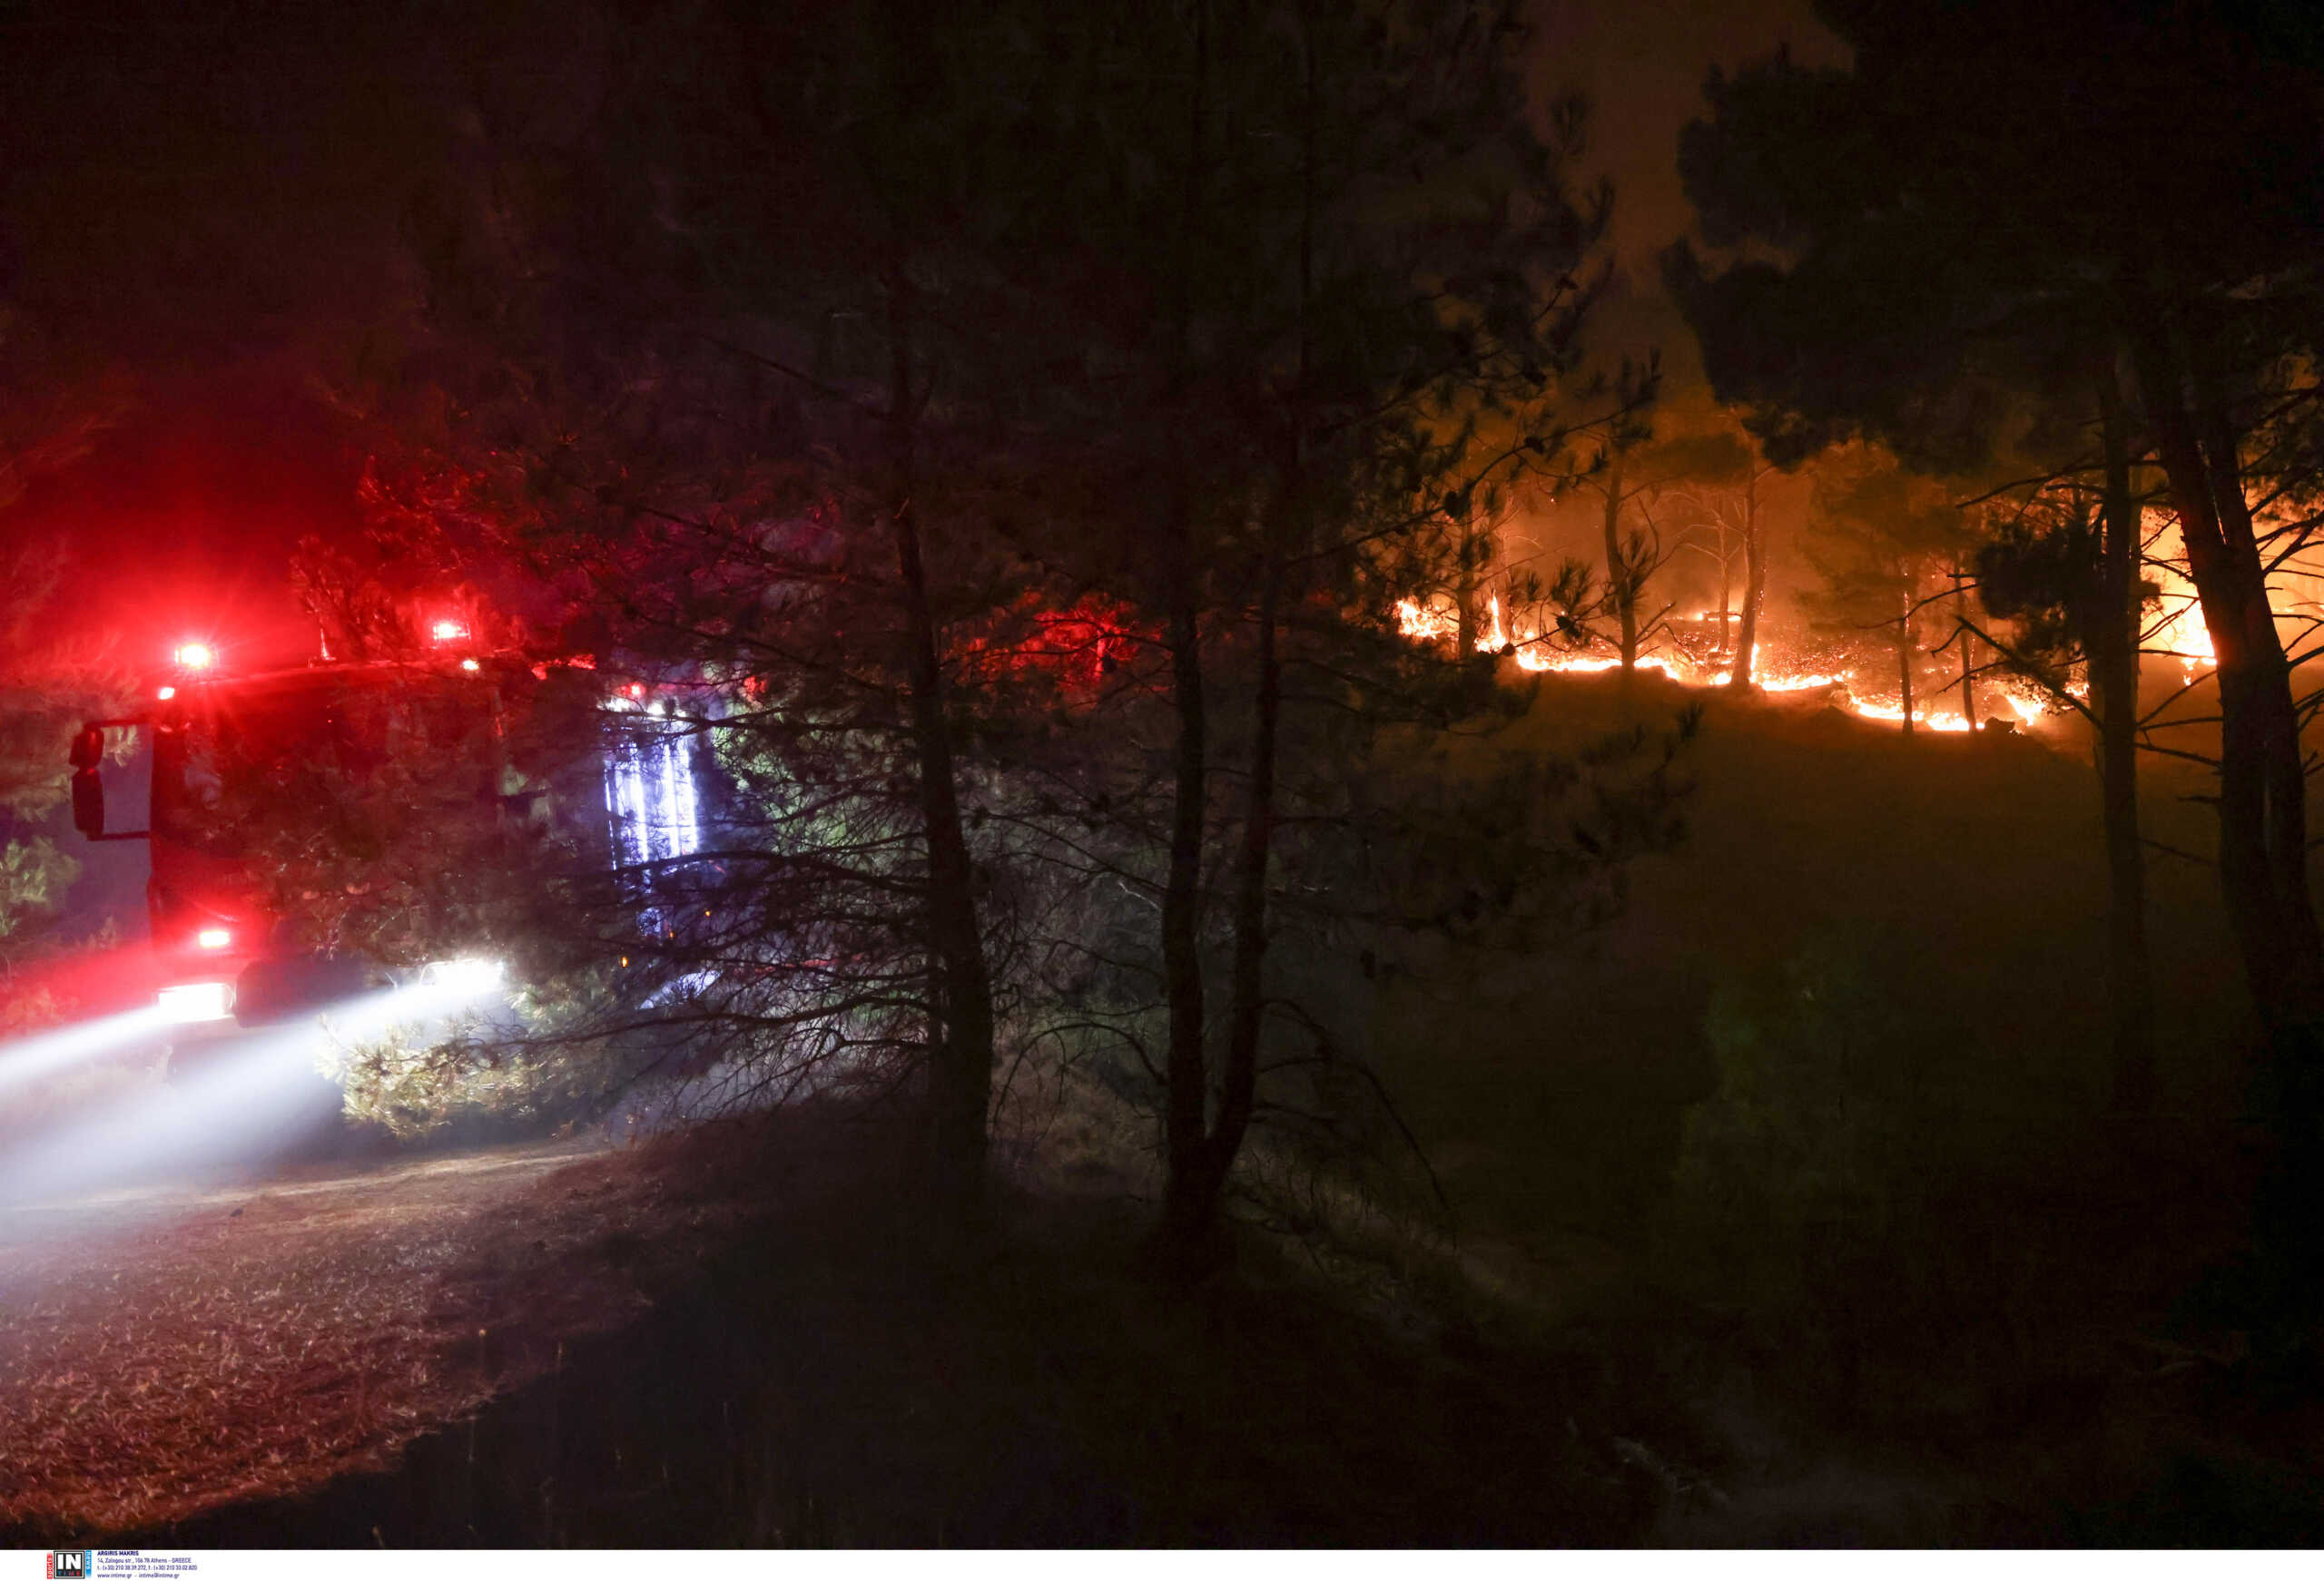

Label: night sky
[0,0,1836,662]
[1,2,440,667]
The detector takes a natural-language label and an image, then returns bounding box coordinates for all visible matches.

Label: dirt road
[0,1135,696,1537]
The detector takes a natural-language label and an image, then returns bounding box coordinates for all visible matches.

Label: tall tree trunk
[885,270,994,1206]
[1453,505,1480,656]
[2127,321,2323,1011]
[1167,556,1282,1246]
[1216,560,1282,1173]
[1160,0,1306,1255]
[1728,472,1765,689]
[1158,475,1213,1245]
[1959,625,1979,730]
[1898,571,1917,736]
[1955,561,1979,731]
[2127,313,2324,1267]
[1601,455,1637,671]
[1159,0,1213,1248]
[2094,368,2156,1115]
[1716,536,1734,659]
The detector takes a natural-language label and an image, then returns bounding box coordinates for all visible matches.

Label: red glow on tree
[954,594,1147,695]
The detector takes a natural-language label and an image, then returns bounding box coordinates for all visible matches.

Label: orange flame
[1387,596,2031,735]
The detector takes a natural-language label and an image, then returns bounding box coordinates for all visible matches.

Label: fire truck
[67,625,702,1056]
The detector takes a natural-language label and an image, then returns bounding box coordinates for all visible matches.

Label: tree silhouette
[1669,4,2324,1196]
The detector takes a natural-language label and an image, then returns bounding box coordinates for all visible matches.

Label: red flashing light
[627,683,645,699]
[459,657,481,673]
[156,684,176,701]
[194,927,233,951]
[430,617,471,644]
[173,642,216,671]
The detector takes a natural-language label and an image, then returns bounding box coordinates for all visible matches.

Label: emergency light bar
[429,618,471,644]
[195,928,233,951]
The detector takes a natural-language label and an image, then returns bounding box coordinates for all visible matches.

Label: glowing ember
[2143,524,2218,677]
[2152,595,2215,675]
[1482,595,1512,653]
[1385,593,2028,736]
[1523,653,1687,679]
[1708,643,1845,693]
[1394,598,1458,642]
[1845,700,1969,731]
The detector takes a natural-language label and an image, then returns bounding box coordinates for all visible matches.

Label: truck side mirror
[68,725,104,771]
[72,767,103,838]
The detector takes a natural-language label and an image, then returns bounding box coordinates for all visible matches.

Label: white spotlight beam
[0,977,496,1209]
[0,1007,171,1105]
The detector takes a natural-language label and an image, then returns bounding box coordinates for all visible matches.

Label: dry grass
[0,1135,740,1537]
[5,1097,2314,1546]
[0,1107,1684,1547]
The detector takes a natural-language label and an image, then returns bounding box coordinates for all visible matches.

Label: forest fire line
[1393,592,2128,732]
[1384,503,2290,732]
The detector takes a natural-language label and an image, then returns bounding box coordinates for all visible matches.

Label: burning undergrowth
[1395,593,2065,734]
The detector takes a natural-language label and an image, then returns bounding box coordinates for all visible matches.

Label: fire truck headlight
[172,642,216,671]
[195,927,233,951]
[159,982,234,1023]
[423,957,506,993]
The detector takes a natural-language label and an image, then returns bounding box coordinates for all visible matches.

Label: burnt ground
[3,1105,2322,1547]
